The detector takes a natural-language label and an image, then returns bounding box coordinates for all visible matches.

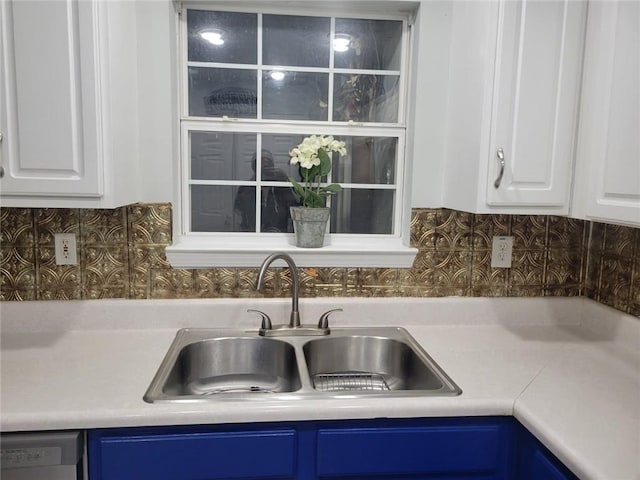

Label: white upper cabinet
[572,1,640,227]
[0,0,101,197]
[442,0,586,214]
[0,0,139,208]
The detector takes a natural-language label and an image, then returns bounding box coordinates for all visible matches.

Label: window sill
[166,235,418,268]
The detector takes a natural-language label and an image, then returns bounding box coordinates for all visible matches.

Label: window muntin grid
[180,7,408,237]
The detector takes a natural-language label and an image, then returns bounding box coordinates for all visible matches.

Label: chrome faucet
[256,252,301,329]
[252,252,340,336]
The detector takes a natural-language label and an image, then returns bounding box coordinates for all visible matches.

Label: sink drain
[187,374,285,394]
[312,373,390,392]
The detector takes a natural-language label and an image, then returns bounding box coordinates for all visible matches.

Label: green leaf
[288,177,306,199]
[323,183,342,194]
[306,190,323,208]
[318,148,332,176]
[299,164,321,182]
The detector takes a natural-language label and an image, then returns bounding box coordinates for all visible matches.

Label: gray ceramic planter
[290,207,330,248]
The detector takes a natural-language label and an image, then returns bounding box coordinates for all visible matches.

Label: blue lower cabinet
[316,418,512,478]
[515,426,578,480]
[88,417,577,480]
[88,426,297,480]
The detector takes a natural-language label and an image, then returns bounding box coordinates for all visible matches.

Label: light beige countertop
[1,297,639,480]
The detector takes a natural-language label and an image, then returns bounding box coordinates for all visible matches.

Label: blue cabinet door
[515,425,578,480]
[316,418,513,478]
[89,426,297,480]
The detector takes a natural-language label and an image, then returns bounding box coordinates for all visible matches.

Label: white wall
[135,1,179,203]
[407,2,453,207]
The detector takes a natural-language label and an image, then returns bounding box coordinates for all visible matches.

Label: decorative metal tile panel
[0,203,637,317]
[0,207,37,299]
[511,215,548,249]
[472,214,512,250]
[1,208,35,246]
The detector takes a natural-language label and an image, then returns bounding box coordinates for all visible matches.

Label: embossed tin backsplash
[1,204,638,316]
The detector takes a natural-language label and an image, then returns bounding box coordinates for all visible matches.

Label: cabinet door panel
[92,430,296,480]
[487,0,585,207]
[531,450,574,480]
[317,425,503,476]
[575,1,640,226]
[0,0,101,196]
[516,424,578,480]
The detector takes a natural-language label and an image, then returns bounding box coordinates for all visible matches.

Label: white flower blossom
[288,134,346,207]
[289,135,346,171]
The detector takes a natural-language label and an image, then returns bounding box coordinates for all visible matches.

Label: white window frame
[166,3,418,268]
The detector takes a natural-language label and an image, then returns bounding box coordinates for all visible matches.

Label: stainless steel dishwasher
[0,431,84,480]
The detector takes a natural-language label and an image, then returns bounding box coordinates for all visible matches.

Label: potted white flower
[288,135,346,247]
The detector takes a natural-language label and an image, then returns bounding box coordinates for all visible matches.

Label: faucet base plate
[260,325,331,337]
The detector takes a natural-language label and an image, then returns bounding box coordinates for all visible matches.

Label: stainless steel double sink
[144,327,461,403]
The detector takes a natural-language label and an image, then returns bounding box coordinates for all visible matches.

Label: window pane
[187,10,257,64]
[334,18,402,71]
[182,12,407,238]
[263,14,330,68]
[330,189,394,234]
[263,71,329,120]
[192,185,253,232]
[332,137,397,184]
[261,187,300,233]
[261,134,306,182]
[189,68,257,118]
[191,132,256,181]
[333,73,399,123]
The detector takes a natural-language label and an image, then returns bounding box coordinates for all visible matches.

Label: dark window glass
[188,68,257,118]
[261,134,306,182]
[188,10,257,64]
[334,18,402,70]
[263,14,330,68]
[192,185,253,232]
[263,71,329,121]
[330,189,394,234]
[260,187,300,233]
[191,132,256,181]
[331,137,397,184]
[333,73,399,123]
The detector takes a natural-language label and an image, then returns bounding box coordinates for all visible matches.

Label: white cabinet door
[442,0,586,214]
[0,0,140,208]
[487,0,585,207]
[0,0,102,197]
[572,1,640,227]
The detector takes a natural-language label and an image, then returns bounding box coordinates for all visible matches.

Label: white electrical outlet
[491,236,513,268]
[54,233,78,265]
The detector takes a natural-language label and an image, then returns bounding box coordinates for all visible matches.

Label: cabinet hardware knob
[494,148,505,189]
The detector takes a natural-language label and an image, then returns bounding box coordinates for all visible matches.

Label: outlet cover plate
[54,233,78,265]
[491,236,513,268]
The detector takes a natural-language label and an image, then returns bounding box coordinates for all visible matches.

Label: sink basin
[144,331,301,402]
[303,336,446,391]
[144,327,461,403]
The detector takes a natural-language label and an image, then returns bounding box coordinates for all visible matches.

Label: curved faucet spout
[257,252,300,328]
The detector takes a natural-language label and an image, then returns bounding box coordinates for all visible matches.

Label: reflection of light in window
[270,70,285,81]
[200,29,224,45]
[333,34,351,52]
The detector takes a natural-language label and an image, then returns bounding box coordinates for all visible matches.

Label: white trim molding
[166,235,418,267]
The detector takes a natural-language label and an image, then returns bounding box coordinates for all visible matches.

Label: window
[167,5,418,267]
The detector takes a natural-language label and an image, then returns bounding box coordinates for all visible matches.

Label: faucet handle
[248,309,273,330]
[318,308,343,329]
